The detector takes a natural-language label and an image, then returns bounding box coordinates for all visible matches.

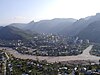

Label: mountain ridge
[1,13,100,43]
[0,26,35,40]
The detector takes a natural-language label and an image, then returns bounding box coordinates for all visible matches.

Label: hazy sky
[0,0,100,25]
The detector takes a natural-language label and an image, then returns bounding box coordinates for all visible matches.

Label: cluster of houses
[6,57,100,75]
[12,34,90,56]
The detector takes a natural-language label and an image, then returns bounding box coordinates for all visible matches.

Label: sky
[0,0,100,25]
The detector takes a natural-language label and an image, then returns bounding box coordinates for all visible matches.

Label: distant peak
[28,20,34,24]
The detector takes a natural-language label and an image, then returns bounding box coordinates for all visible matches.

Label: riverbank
[1,45,100,63]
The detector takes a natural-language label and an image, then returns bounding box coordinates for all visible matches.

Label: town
[0,34,89,56]
[0,34,99,75]
[0,50,99,75]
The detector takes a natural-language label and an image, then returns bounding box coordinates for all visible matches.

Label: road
[1,45,100,63]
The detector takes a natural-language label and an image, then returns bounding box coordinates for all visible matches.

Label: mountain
[9,23,27,29]
[10,13,100,36]
[11,18,77,34]
[59,18,87,36]
[26,18,77,34]
[8,13,100,39]
[60,13,100,36]
[0,26,34,40]
[78,21,100,43]
[0,26,3,30]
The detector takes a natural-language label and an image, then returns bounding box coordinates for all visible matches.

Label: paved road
[1,45,100,63]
